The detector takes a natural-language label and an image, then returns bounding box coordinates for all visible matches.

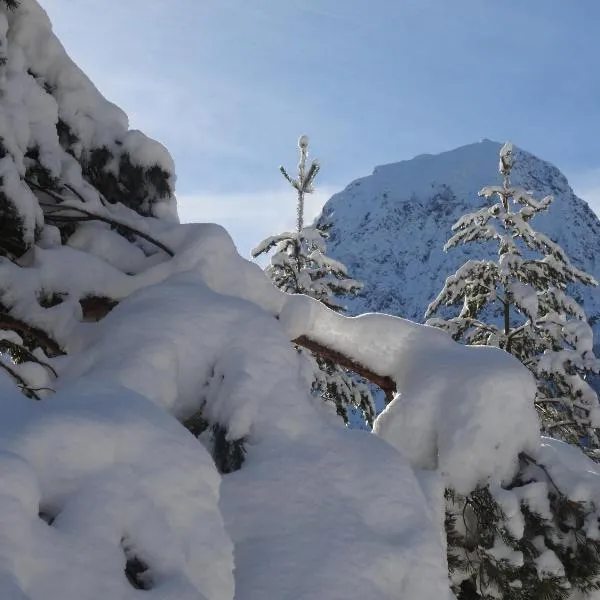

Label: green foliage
[82,146,172,216]
[0,0,20,10]
[0,142,25,258]
[446,455,600,599]
[211,424,246,474]
[0,189,27,258]
[181,405,246,474]
[312,353,376,426]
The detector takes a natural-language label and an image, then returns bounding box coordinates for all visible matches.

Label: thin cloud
[177,186,340,258]
[570,168,600,218]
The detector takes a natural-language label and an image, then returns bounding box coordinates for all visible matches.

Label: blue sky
[42,0,600,255]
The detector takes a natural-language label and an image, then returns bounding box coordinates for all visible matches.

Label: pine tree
[0,0,19,10]
[445,451,600,600]
[0,0,176,402]
[252,136,375,426]
[426,142,600,449]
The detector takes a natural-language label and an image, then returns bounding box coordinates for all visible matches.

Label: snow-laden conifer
[422,143,600,599]
[426,142,600,449]
[253,136,375,426]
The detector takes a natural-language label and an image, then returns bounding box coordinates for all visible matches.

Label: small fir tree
[252,136,375,426]
[426,142,600,449]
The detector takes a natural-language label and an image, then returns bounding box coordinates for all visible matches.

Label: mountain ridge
[317,140,600,356]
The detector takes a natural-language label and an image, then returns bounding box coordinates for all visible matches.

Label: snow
[535,549,565,578]
[533,437,600,504]
[317,139,600,411]
[4,2,600,597]
[1,212,458,598]
[278,292,318,340]
[0,0,177,227]
[0,185,541,598]
[271,292,541,493]
[121,129,175,175]
[0,379,233,600]
[222,428,450,600]
[10,0,128,151]
[373,339,539,494]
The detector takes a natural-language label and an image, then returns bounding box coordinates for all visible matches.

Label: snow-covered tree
[0,0,19,10]
[443,452,600,600]
[419,143,600,598]
[426,142,600,449]
[252,136,375,426]
[7,5,600,598]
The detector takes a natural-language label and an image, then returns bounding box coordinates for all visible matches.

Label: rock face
[317,139,600,356]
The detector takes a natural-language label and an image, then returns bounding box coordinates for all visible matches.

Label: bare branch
[293,334,397,404]
[0,314,64,357]
[80,296,118,322]
[0,339,58,377]
[520,452,563,497]
[0,361,41,400]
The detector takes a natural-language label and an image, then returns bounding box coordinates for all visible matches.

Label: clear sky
[41,0,600,256]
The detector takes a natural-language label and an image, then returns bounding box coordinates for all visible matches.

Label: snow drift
[0,1,595,599]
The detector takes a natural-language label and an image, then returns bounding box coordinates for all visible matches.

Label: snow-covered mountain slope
[318,139,600,351]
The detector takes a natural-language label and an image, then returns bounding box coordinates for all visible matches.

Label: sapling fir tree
[426,142,600,449]
[252,136,375,426]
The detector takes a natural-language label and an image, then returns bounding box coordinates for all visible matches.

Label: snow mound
[374,343,539,494]
[0,3,558,597]
[0,379,232,600]
[1,217,462,599]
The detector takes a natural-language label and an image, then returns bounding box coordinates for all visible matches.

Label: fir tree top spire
[279,134,320,232]
[499,141,514,210]
[253,136,374,426]
[499,141,514,175]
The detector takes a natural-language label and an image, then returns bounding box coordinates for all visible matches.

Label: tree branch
[0,361,41,400]
[74,295,399,405]
[0,314,64,357]
[293,334,397,404]
[0,339,58,377]
[27,179,175,257]
[79,295,118,322]
[520,452,563,497]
